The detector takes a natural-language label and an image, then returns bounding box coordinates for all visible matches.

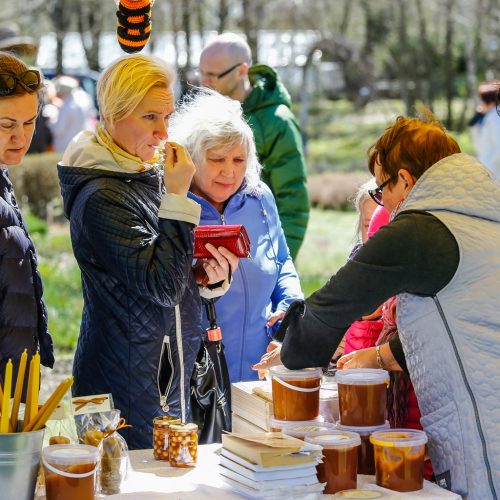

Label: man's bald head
[199,33,253,102]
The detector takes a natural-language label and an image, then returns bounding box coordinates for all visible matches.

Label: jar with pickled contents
[168,423,198,468]
[153,416,181,461]
[336,369,389,426]
[370,429,428,492]
[270,365,322,421]
[305,430,361,494]
[336,421,390,475]
[42,444,99,500]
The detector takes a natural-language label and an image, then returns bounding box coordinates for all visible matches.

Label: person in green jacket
[199,33,310,259]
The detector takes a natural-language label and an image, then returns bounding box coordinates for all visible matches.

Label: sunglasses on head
[0,70,41,96]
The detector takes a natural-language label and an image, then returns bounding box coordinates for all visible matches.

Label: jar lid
[281,421,337,438]
[333,490,385,498]
[269,365,323,380]
[154,416,181,427]
[336,421,390,436]
[42,444,99,465]
[304,430,361,448]
[335,368,389,385]
[169,423,198,433]
[370,428,428,448]
[269,415,324,430]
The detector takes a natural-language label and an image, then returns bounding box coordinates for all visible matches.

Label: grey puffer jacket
[58,156,202,450]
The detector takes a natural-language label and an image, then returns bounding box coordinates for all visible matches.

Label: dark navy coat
[0,168,54,380]
[58,165,201,449]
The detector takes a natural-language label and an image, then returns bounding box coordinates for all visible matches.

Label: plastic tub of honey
[275,419,336,440]
[336,369,389,426]
[42,444,99,500]
[370,429,427,492]
[269,415,324,432]
[305,430,361,494]
[270,365,322,421]
[336,421,390,475]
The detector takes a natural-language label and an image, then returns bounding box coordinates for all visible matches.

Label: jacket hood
[400,153,500,224]
[58,131,159,219]
[243,64,292,113]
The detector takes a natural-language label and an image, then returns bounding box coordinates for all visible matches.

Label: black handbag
[190,300,232,444]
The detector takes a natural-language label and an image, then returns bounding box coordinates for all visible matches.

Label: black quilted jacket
[58,164,202,449]
[0,168,54,378]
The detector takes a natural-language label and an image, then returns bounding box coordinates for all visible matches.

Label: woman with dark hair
[0,51,54,389]
[260,111,500,500]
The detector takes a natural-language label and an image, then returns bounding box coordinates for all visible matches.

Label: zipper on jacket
[237,264,250,381]
[433,296,497,499]
[221,214,226,225]
[174,305,186,422]
[157,335,175,412]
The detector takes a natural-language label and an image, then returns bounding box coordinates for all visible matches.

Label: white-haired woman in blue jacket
[170,90,303,382]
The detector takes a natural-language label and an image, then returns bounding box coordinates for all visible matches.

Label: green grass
[30,223,83,352]
[296,208,357,297]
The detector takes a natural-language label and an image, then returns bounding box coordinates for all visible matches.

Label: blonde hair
[97,54,175,126]
[352,178,377,243]
[169,88,262,194]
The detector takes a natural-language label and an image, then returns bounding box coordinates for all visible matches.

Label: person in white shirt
[469,81,500,178]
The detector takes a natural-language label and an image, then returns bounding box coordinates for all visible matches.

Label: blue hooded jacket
[189,183,303,382]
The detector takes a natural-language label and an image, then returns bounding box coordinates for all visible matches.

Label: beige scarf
[95,122,160,173]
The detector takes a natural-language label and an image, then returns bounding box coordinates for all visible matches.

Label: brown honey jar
[270,365,322,421]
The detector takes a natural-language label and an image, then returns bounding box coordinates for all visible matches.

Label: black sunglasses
[369,177,394,206]
[0,70,41,96]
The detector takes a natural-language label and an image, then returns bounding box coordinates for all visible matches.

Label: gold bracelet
[375,345,386,370]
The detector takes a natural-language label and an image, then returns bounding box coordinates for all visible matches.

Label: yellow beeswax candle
[29,353,40,423]
[22,356,35,431]
[26,377,73,432]
[10,349,27,432]
[0,360,13,433]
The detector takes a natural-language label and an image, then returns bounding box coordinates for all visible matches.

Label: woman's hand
[252,341,282,378]
[201,243,239,285]
[162,142,196,197]
[266,310,286,328]
[337,347,378,370]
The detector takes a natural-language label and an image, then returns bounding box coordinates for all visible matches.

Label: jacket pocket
[157,335,175,412]
[420,401,468,495]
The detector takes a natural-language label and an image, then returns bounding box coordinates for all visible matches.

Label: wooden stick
[25,377,73,432]
[10,349,27,432]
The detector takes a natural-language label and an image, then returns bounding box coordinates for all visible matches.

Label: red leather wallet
[193,225,251,258]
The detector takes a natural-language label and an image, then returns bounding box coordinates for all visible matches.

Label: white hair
[169,88,262,194]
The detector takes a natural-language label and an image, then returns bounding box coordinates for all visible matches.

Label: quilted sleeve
[81,188,195,307]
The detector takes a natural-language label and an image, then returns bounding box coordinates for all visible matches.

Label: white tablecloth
[101,445,461,499]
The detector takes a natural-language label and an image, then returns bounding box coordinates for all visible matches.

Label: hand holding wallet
[193,224,251,259]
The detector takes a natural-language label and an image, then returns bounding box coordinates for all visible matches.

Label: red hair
[368,111,461,184]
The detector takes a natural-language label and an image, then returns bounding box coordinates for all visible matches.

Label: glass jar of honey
[270,365,322,421]
[42,444,99,500]
[370,429,427,492]
[336,421,390,475]
[153,416,181,461]
[305,430,361,494]
[336,369,389,426]
[168,423,198,468]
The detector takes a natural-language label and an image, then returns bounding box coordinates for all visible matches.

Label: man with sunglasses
[199,33,309,260]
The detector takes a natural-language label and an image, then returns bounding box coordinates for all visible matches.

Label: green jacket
[243,65,309,259]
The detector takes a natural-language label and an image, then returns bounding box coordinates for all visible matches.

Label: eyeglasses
[0,70,41,96]
[200,63,243,81]
[369,177,394,206]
